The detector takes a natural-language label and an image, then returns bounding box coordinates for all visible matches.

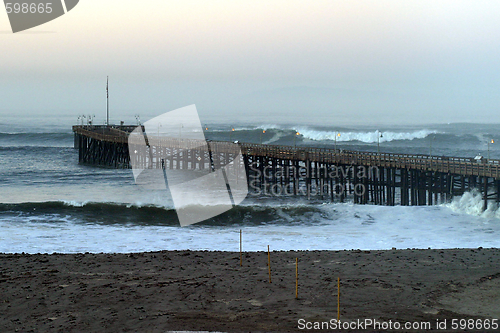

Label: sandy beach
[1,248,499,332]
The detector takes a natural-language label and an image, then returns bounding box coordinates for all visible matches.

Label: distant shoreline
[1,248,499,332]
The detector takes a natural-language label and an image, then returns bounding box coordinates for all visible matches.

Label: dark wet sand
[1,248,499,332]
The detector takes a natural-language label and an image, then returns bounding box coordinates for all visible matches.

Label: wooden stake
[295,258,298,299]
[337,277,340,321]
[268,245,271,283]
[239,229,242,267]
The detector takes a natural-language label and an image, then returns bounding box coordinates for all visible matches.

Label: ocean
[1,113,500,253]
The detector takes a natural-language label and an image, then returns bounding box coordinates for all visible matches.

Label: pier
[73,125,500,209]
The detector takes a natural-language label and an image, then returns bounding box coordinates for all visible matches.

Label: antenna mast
[106,76,109,126]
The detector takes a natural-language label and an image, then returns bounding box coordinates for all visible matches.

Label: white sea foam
[1,202,498,254]
[62,200,88,207]
[211,125,439,144]
[446,190,500,219]
[296,128,439,143]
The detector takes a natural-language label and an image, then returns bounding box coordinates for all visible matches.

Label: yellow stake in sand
[295,258,298,299]
[239,230,242,267]
[337,277,340,321]
[268,245,271,283]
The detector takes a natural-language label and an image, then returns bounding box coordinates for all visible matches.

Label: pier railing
[73,125,130,144]
[240,143,500,179]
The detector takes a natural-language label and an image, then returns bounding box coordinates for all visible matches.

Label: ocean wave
[446,190,500,220]
[2,200,500,253]
[236,125,442,144]
[0,201,175,212]
[296,128,439,143]
[0,201,176,225]
[0,131,72,136]
[192,125,486,149]
[0,200,328,227]
[0,132,73,147]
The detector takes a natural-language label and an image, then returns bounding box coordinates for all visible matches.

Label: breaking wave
[446,190,500,220]
[295,128,439,143]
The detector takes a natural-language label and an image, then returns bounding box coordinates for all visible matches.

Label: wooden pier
[73,125,500,209]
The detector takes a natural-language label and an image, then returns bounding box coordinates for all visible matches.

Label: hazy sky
[1,0,500,125]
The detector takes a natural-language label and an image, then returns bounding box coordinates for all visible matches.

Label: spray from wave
[446,190,500,220]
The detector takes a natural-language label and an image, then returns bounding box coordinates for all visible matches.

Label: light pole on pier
[106,76,109,126]
[294,131,300,147]
[87,114,95,126]
[229,127,235,141]
[157,123,163,164]
[260,130,266,144]
[377,131,383,154]
[488,139,494,160]
[334,132,341,152]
